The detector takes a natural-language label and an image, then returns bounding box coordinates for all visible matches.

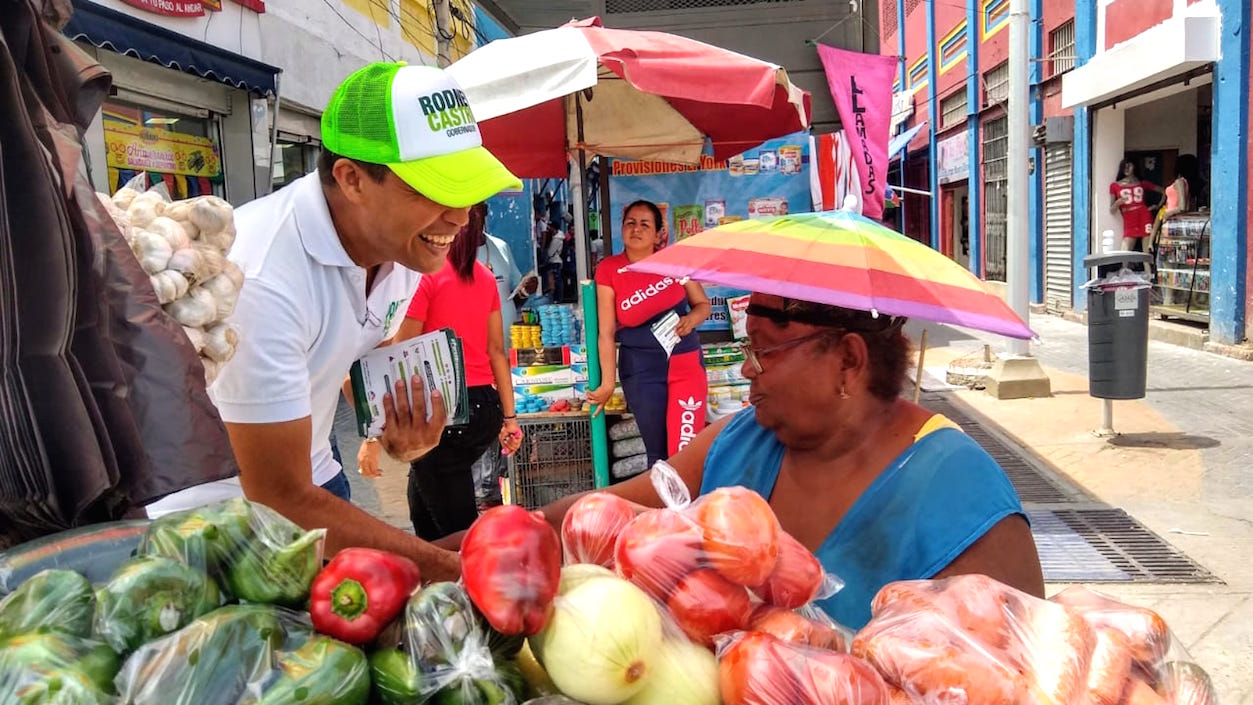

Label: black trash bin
[1083,251,1153,400]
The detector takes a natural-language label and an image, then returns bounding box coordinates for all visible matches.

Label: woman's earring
[839,384,850,400]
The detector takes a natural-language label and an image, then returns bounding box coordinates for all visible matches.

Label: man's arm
[432,415,732,551]
[227,417,461,581]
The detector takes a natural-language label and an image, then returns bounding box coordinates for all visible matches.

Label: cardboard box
[570,362,589,384]
[511,365,575,386]
[515,383,580,403]
[509,346,571,367]
[568,344,587,365]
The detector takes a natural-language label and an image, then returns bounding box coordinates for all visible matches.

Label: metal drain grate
[1029,508,1221,584]
[920,394,1079,504]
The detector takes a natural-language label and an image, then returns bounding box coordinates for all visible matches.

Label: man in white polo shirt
[149,63,521,581]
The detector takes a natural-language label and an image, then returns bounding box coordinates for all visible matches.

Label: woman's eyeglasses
[738,330,842,374]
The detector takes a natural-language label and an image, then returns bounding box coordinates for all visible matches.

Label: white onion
[559,564,616,596]
[531,576,663,705]
[625,639,721,705]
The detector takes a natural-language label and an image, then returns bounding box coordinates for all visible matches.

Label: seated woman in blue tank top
[516,293,1044,629]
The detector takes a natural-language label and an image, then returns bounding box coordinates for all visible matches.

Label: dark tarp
[0,0,239,549]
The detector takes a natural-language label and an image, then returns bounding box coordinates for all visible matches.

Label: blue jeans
[323,434,352,501]
[321,470,352,502]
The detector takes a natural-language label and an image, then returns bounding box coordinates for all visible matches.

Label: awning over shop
[64,0,280,96]
[1061,14,1218,110]
[890,122,926,161]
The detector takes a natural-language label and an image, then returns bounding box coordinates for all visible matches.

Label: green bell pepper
[138,497,254,572]
[0,569,95,640]
[114,605,311,705]
[430,662,526,705]
[94,556,221,653]
[3,667,114,705]
[139,498,325,607]
[369,647,427,705]
[221,527,323,608]
[405,582,480,667]
[0,632,119,693]
[248,636,369,705]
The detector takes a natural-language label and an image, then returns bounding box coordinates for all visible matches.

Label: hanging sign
[120,0,205,16]
[937,131,969,185]
[104,123,222,178]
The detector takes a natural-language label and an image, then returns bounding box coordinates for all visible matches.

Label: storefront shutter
[1043,143,1073,312]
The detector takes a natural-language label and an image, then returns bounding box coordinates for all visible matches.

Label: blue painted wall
[965,0,981,276]
[1071,0,1097,311]
[1209,0,1250,344]
[897,0,908,238]
[926,0,940,250]
[1028,0,1044,303]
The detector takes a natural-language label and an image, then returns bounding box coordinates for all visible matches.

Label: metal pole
[913,329,929,404]
[1007,0,1031,356]
[1099,399,1115,437]
[581,280,610,488]
[571,94,590,285]
[433,0,453,67]
[266,74,283,197]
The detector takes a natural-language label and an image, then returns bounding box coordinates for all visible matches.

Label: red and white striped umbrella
[447,17,812,178]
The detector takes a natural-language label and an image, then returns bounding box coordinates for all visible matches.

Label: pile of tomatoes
[560,488,890,704]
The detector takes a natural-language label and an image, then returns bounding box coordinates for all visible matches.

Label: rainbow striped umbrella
[625,210,1034,339]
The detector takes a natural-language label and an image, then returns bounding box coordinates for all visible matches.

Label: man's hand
[357,438,382,477]
[381,374,447,463]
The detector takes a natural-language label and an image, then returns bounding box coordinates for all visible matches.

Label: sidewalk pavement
[910,314,1252,705]
[341,314,1252,703]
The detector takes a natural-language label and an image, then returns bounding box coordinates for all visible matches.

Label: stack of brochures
[349,328,468,438]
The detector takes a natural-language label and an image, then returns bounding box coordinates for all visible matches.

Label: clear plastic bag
[370,582,526,705]
[851,575,1220,705]
[717,630,891,705]
[137,497,325,607]
[0,568,96,639]
[1050,586,1218,705]
[609,462,842,646]
[113,603,370,705]
[560,492,637,568]
[0,631,120,704]
[93,555,221,654]
[528,564,720,705]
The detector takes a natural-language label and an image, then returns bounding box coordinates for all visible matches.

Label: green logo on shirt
[382,299,404,334]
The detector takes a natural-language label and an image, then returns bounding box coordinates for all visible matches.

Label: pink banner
[816,45,898,219]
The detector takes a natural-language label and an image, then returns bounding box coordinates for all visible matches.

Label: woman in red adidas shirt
[1109,159,1162,252]
[587,200,711,467]
[389,206,522,540]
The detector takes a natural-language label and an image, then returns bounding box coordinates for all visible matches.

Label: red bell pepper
[309,548,421,645]
[461,505,562,636]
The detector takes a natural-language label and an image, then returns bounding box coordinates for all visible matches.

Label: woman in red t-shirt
[587,200,711,467]
[1109,159,1162,252]
[376,206,522,540]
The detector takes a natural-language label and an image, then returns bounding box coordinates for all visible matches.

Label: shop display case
[1153,213,1210,323]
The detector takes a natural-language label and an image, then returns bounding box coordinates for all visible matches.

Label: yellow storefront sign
[104,123,221,178]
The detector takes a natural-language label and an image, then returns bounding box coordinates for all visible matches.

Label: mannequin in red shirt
[1109,159,1162,253]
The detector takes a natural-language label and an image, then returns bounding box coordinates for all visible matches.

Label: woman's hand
[499,418,523,456]
[357,438,382,478]
[585,383,615,417]
[675,313,698,337]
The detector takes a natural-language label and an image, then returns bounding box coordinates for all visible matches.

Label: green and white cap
[321,62,522,208]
